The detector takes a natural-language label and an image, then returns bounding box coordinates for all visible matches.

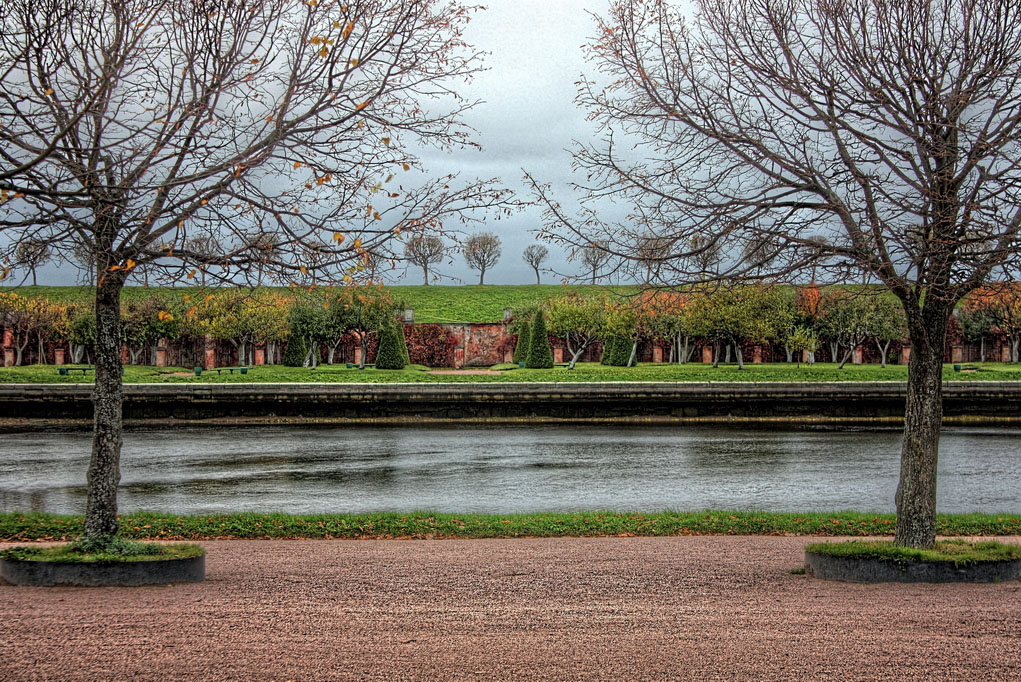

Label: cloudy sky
[408,0,618,285]
[29,1,619,286]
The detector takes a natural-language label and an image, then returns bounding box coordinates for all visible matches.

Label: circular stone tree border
[804,550,1021,583]
[1,554,205,587]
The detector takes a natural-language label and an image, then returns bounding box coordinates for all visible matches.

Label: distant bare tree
[14,238,50,286]
[522,244,548,285]
[463,232,502,285]
[534,0,1021,549]
[404,234,446,285]
[685,234,723,279]
[0,0,514,547]
[184,235,222,286]
[581,244,611,285]
[244,233,282,286]
[635,234,671,284]
[67,241,96,286]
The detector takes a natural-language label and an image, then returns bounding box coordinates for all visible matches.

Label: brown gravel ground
[2,536,1020,681]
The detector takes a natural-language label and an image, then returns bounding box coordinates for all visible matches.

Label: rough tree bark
[896,305,952,548]
[83,274,126,542]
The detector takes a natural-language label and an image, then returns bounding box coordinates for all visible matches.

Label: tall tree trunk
[37,332,47,365]
[591,270,596,285]
[626,340,637,367]
[534,268,540,285]
[1011,336,1019,363]
[32,269,37,286]
[712,341,720,368]
[478,267,485,286]
[895,307,951,549]
[784,343,792,363]
[838,347,853,369]
[724,344,731,363]
[829,341,839,363]
[979,336,985,363]
[569,348,585,370]
[422,264,429,285]
[83,275,125,543]
[735,345,744,370]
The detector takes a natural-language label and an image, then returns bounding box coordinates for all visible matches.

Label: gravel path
[2,536,1019,681]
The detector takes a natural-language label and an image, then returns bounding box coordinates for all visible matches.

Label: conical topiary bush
[282,331,308,367]
[513,319,531,364]
[525,312,554,369]
[600,337,630,366]
[375,324,408,370]
[398,324,410,366]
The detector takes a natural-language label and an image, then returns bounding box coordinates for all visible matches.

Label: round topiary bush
[375,324,408,369]
[525,312,554,369]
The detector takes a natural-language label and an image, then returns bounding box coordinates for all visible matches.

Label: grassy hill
[1,284,633,324]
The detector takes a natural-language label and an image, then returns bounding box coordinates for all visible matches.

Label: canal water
[0,425,1018,515]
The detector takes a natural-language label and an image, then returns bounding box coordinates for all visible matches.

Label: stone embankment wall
[2,382,1020,423]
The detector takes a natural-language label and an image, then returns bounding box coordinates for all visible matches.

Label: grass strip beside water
[6,361,1021,384]
[1,511,1019,541]
[805,539,1021,567]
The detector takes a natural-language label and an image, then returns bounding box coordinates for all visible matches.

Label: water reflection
[0,425,1018,515]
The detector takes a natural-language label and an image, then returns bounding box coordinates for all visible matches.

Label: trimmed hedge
[526,313,554,369]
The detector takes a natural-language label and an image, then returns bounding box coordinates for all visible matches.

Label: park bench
[58,366,93,376]
[57,366,125,376]
[195,366,250,375]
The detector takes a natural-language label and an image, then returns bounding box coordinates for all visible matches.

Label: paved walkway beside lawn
[1,536,1018,680]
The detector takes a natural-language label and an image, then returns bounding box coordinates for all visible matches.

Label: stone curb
[0,554,205,587]
[804,550,1021,583]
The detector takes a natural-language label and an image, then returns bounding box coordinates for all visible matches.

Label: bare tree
[581,244,611,285]
[522,244,548,285]
[66,241,96,286]
[404,234,446,285]
[243,233,282,287]
[184,234,222,286]
[635,234,671,284]
[0,0,513,546]
[463,232,502,285]
[14,238,50,285]
[534,0,1021,549]
[685,234,723,279]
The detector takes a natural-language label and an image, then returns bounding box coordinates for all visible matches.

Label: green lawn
[2,284,618,323]
[1,510,1018,541]
[3,361,1021,384]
